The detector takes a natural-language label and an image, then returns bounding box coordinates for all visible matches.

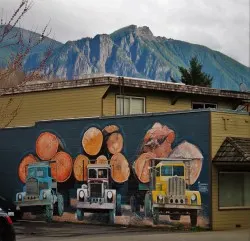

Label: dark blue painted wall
[0,110,210,224]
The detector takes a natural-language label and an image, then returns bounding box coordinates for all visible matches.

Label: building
[0,75,249,128]
[0,75,249,230]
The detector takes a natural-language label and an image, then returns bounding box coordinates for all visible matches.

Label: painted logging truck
[75,162,122,225]
[130,158,201,226]
[15,161,64,222]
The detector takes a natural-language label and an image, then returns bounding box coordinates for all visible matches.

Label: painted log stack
[73,125,130,184]
[18,132,73,183]
[133,122,203,185]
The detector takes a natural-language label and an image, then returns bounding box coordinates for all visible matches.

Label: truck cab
[144,158,202,226]
[15,161,64,222]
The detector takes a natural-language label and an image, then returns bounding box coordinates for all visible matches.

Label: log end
[51,151,73,183]
[73,154,89,182]
[36,132,59,161]
[82,127,103,156]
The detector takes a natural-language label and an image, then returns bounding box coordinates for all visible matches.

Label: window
[219,172,250,208]
[97,169,108,178]
[161,166,172,176]
[173,166,184,176]
[192,102,217,109]
[88,169,97,178]
[116,95,145,115]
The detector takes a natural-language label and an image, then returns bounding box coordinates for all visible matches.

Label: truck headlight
[158,195,163,200]
[107,191,113,200]
[43,193,47,199]
[18,194,22,201]
[191,194,197,201]
[79,190,84,200]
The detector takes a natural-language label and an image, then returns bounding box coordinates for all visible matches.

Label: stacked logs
[73,125,130,184]
[18,132,73,183]
[133,122,175,183]
[133,122,203,185]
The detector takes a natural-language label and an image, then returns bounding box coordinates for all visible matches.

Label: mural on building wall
[14,120,208,228]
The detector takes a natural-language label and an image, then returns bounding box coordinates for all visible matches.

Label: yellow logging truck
[142,158,202,226]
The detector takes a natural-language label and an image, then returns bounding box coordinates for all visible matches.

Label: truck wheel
[144,192,152,218]
[190,210,198,226]
[15,210,23,220]
[116,194,122,216]
[152,208,159,225]
[45,205,53,223]
[76,209,84,221]
[109,209,115,225]
[57,194,64,217]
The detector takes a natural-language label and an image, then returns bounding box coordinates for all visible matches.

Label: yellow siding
[211,112,250,158]
[0,86,108,128]
[102,88,236,116]
[211,111,250,230]
[146,95,191,112]
[103,91,116,116]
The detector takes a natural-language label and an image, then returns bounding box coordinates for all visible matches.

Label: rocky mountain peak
[136,26,154,39]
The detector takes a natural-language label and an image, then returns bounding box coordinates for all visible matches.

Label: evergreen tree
[179,56,213,87]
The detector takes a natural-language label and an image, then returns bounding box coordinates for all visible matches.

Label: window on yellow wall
[192,102,217,109]
[219,172,250,208]
[116,95,145,115]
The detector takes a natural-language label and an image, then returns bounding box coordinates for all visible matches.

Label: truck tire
[144,192,152,218]
[190,210,197,226]
[152,208,159,225]
[109,209,115,225]
[76,209,84,221]
[45,205,53,223]
[57,194,64,217]
[116,194,122,216]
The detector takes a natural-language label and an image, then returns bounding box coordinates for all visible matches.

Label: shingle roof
[0,75,250,101]
[213,137,250,163]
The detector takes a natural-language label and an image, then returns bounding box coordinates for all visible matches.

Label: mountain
[1,25,249,91]
[0,26,62,69]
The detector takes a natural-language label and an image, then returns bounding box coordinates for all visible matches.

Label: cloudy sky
[1,0,250,66]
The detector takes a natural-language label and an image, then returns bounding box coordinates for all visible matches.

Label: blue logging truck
[15,161,64,222]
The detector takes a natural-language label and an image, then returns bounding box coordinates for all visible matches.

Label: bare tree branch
[0,0,55,128]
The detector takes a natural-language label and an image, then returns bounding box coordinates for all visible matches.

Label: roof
[213,137,250,163]
[1,75,249,100]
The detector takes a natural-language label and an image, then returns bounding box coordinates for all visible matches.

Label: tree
[0,0,55,127]
[178,56,213,87]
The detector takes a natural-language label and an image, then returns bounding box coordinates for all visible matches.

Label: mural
[0,112,210,228]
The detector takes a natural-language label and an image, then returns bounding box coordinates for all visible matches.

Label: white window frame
[192,102,217,109]
[116,95,145,115]
[218,171,250,210]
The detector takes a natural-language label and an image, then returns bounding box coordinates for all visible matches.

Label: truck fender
[104,189,116,203]
[77,188,88,200]
[16,192,26,201]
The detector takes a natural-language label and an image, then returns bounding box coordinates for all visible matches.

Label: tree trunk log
[73,154,89,182]
[82,127,103,156]
[134,152,156,183]
[96,155,108,164]
[51,151,73,183]
[106,133,123,155]
[110,153,130,183]
[36,132,63,161]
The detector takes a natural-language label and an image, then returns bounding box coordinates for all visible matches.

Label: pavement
[15,220,250,241]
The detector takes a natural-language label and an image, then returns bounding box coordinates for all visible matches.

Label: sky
[1,0,250,67]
